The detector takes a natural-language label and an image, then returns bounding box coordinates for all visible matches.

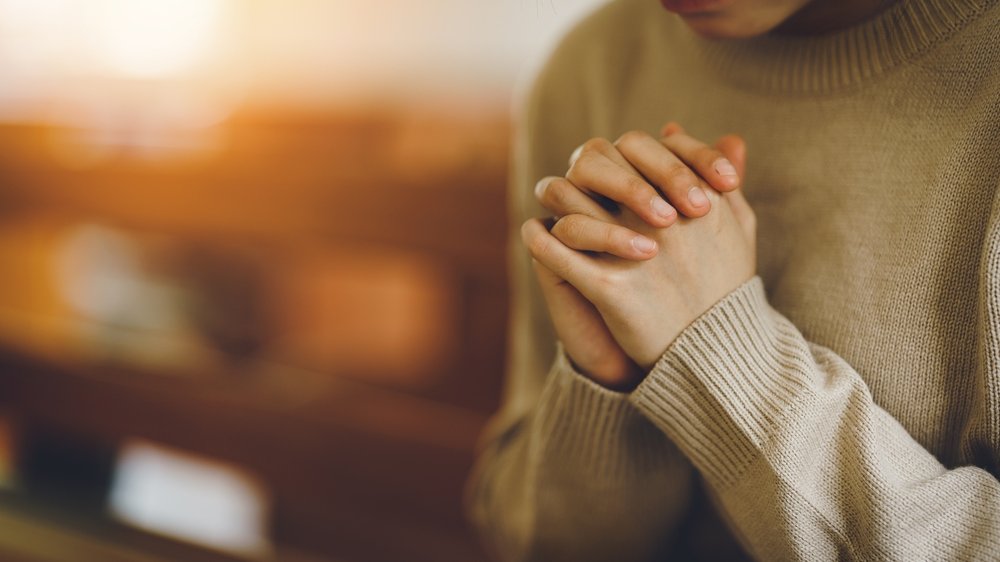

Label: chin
[679,12,783,39]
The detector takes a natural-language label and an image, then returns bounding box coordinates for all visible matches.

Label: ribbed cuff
[535,343,667,484]
[630,277,815,487]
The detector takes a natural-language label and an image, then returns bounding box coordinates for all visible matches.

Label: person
[465,0,1000,559]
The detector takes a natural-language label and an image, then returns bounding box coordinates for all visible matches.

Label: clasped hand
[522,123,757,390]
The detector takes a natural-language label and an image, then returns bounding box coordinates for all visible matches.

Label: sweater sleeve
[630,230,1000,560]
[467,344,695,561]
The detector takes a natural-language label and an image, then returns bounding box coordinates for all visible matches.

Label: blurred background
[0,1,606,560]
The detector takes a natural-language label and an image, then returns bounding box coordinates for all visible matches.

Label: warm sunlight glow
[0,0,606,121]
[93,0,227,79]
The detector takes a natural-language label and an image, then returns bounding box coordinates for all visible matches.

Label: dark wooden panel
[0,348,489,561]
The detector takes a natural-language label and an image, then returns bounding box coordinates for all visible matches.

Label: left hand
[522,188,757,371]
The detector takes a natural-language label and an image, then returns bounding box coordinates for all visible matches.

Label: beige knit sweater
[467,0,1000,560]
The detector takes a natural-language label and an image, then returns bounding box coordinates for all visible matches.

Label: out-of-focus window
[0,0,608,122]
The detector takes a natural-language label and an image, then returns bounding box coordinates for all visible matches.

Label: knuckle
[551,215,581,241]
[540,177,569,206]
[533,177,553,199]
[581,137,612,155]
[623,174,653,200]
[568,143,584,168]
[570,216,595,246]
[569,138,609,169]
[614,129,649,149]
[520,218,531,236]
[610,226,634,249]
[664,163,696,188]
[521,220,545,252]
[528,234,552,258]
[566,151,597,181]
[533,178,549,203]
[520,220,535,245]
[603,223,621,246]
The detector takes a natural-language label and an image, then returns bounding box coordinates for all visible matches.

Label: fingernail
[632,236,657,253]
[714,158,738,177]
[688,186,709,208]
[650,197,675,219]
[534,178,549,199]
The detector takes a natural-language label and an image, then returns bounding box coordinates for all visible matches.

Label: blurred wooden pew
[0,107,511,561]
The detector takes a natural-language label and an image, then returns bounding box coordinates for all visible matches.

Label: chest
[617,77,1000,457]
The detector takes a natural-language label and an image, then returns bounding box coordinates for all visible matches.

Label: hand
[531,254,645,390]
[525,126,748,388]
[523,185,757,373]
[532,123,745,261]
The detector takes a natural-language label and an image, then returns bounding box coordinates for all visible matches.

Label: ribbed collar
[685,0,998,95]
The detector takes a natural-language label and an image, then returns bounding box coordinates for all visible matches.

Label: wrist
[564,350,644,392]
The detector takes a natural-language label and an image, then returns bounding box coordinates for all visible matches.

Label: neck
[774,0,901,35]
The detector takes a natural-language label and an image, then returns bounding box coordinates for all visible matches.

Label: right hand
[533,124,746,260]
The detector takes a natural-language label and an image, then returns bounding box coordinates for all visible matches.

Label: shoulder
[531,0,649,85]
[513,1,679,167]
[516,0,677,126]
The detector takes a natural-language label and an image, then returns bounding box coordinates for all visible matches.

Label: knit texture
[466,0,1000,559]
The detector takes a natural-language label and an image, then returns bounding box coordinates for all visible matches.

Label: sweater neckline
[684,0,998,95]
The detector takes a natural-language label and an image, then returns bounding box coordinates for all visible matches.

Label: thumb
[714,134,746,179]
